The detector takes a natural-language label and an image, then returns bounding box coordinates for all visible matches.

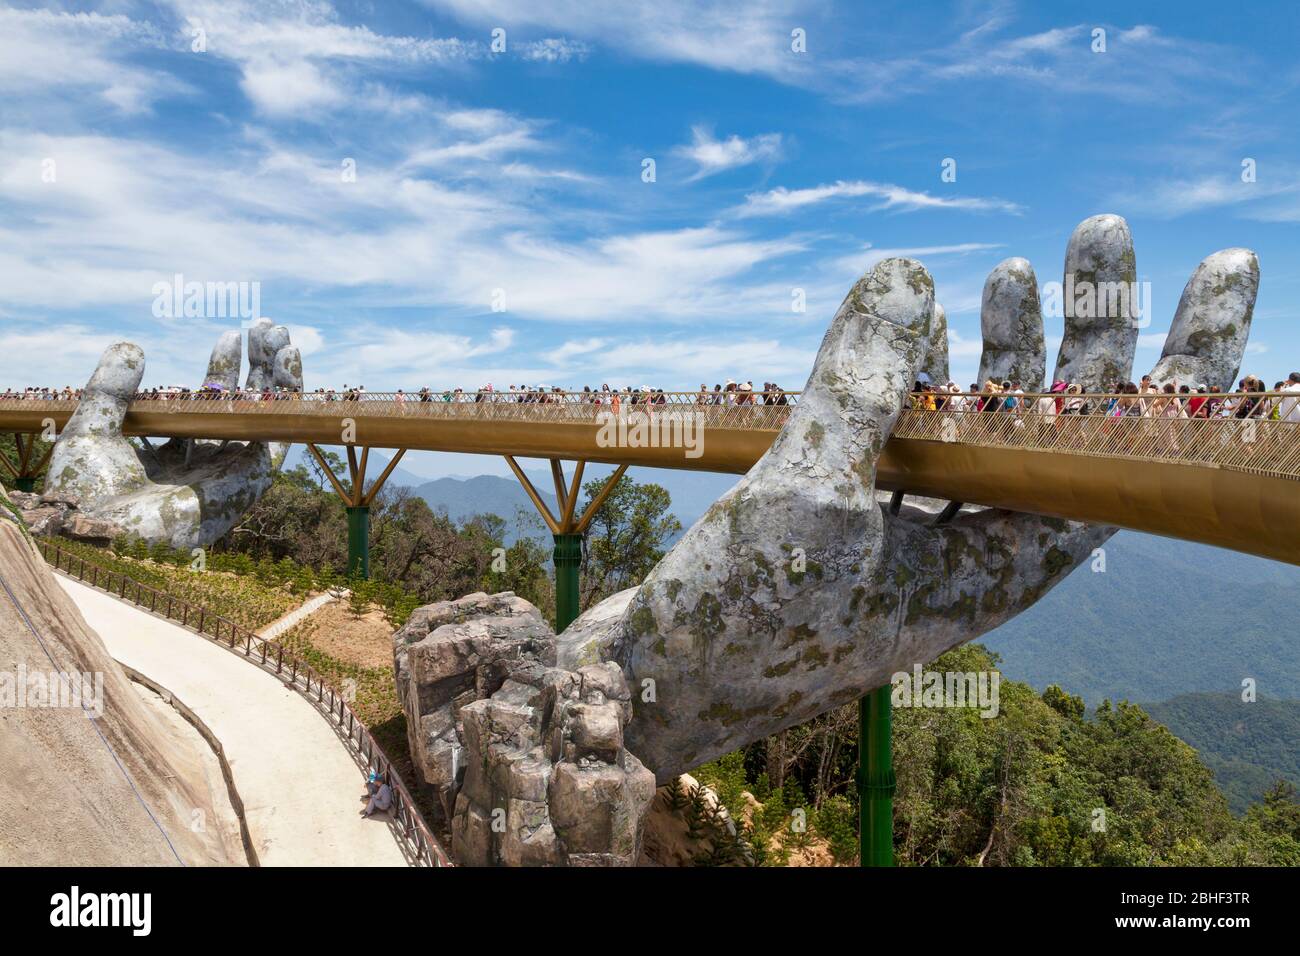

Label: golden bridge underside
[3,400,1297,566]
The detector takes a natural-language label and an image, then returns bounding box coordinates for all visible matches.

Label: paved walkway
[258,590,338,640]
[56,575,409,867]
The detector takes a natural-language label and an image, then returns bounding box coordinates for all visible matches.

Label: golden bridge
[2,391,1298,566]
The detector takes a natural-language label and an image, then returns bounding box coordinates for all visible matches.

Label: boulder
[394,593,655,866]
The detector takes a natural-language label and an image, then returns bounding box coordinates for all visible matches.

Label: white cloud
[168,0,480,117]
[736,180,1022,217]
[421,0,813,83]
[0,127,806,347]
[830,242,1006,278]
[518,38,590,62]
[833,22,1249,105]
[0,8,185,114]
[577,337,818,384]
[675,126,783,180]
[240,59,345,115]
[543,338,608,364]
[1114,171,1300,220]
[420,4,1245,107]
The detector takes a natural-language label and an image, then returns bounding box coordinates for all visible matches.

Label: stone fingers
[977,257,1045,390]
[246,318,291,392]
[1051,214,1139,392]
[204,331,242,392]
[45,342,150,506]
[922,302,949,384]
[1149,248,1259,390]
[273,346,303,391]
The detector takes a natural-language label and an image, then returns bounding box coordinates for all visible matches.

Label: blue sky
[2,1,1298,474]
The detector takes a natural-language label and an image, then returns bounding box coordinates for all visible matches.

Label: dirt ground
[296,600,395,670]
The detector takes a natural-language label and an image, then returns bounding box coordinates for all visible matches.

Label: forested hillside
[983,531,1300,701]
[1145,692,1300,814]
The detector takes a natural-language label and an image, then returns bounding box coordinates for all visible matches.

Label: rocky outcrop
[4,490,124,543]
[394,591,554,821]
[393,591,655,866]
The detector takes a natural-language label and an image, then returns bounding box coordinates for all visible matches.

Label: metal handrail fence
[36,538,452,868]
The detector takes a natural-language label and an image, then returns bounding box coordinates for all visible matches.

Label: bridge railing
[893,391,1300,479]
[0,390,802,431]
[35,538,452,868]
[4,390,1298,479]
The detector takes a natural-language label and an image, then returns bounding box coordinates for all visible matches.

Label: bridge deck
[3,393,1297,564]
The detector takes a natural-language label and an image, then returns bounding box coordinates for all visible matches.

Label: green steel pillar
[14,476,36,493]
[858,687,895,866]
[553,532,583,632]
[346,505,370,579]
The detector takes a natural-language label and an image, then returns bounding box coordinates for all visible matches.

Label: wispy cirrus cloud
[0,7,185,114]
[734,180,1022,217]
[1113,170,1300,221]
[673,125,784,181]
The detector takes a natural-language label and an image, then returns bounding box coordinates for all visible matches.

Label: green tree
[578,474,680,610]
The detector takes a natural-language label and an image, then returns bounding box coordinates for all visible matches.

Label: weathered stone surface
[395,594,655,865]
[62,514,125,543]
[553,231,1261,785]
[921,302,949,384]
[0,487,243,865]
[394,591,554,820]
[41,324,304,550]
[1150,248,1259,390]
[1051,214,1139,391]
[205,331,242,391]
[978,257,1045,389]
[46,342,151,504]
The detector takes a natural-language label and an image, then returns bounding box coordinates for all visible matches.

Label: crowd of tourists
[298,380,793,406]
[908,371,1300,422]
[4,372,1299,422]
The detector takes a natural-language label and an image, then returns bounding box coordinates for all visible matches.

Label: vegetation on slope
[1145,692,1300,814]
[690,644,1300,866]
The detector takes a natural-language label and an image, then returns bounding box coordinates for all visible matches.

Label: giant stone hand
[44,318,303,549]
[558,214,1259,782]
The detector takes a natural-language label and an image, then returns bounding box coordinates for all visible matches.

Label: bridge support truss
[504,456,627,633]
[306,444,407,579]
[1,433,52,493]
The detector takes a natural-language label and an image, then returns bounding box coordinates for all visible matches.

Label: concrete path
[56,575,409,867]
[258,589,338,640]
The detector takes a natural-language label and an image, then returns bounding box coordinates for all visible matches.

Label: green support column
[14,476,36,493]
[346,505,370,579]
[858,687,896,866]
[553,532,583,632]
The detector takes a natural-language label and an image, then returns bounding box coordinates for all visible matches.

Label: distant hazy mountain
[983,531,1300,703]
[411,466,739,545]
[1144,692,1300,814]
[412,474,540,540]
[282,445,429,491]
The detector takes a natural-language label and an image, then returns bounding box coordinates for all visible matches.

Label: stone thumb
[61,342,144,441]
